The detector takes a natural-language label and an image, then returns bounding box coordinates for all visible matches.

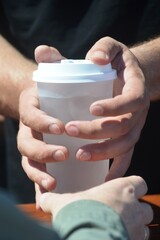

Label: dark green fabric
[0,191,129,240]
[0,191,59,240]
[54,200,129,240]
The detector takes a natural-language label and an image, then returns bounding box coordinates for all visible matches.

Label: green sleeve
[53,200,129,240]
[0,191,60,240]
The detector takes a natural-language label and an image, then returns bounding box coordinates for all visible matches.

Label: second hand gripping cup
[33,59,117,193]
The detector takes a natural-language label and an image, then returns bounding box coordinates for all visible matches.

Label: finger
[140,202,153,225]
[65,110,143,140]
[105,148,134,180]
[35,183,48,209]
[22,156,56,191]
[75,109,144,162]
[65,115,130,139]
[35,183,41,209]
[76,137,132,162]
[34,45,65,63]
[90,92,149,117]
[18,123,68,162]
[75,121,139,162]
[19,87,65,134]
[39,192,59,213]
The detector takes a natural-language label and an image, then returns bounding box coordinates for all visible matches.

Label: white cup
[33,59,117,193]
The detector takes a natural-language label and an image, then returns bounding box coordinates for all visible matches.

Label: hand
[17,46,69,201]
[65,37,150,180]
[40,175,153,240]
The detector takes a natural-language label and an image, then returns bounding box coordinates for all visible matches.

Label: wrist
[130,38,160,101]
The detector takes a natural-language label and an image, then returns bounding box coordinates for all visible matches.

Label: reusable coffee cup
[33,59,117,193]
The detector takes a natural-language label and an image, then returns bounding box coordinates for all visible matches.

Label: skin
[17,37,149,201]
[39,175,153,240]
[131,37,160,101]
[0,35,36,119]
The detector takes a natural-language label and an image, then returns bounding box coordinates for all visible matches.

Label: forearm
[130,37,160,101]
[0,35,37,119]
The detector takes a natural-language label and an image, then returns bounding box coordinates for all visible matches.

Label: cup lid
[33,59,117,83]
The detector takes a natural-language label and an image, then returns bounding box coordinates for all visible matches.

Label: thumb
[40,192,84,218]
[34,45,65,63]
[40,192,58,214]
[86,36,125,65]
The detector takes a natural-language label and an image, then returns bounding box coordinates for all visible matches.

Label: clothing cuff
[53,200,129,240]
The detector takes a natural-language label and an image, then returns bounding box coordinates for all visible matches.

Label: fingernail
[53,150,66,161]
[41,179,49,189]
[92,51,108,60]
[49,124,62,134]
[77,149,91,161]
[39,193,47,205]
[91,104,104,115]
[67,125,79,136]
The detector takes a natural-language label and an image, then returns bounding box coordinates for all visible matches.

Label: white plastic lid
[33,59,117,83]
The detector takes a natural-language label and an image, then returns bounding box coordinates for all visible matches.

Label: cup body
[33,60,117,193]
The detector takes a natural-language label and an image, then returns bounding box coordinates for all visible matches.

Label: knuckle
[19,110,26,123]
[17,143,24,155]
[119,116,130,135]
[31,148,51,163]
